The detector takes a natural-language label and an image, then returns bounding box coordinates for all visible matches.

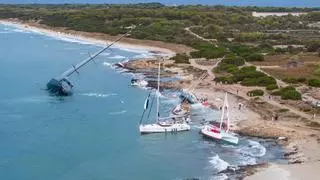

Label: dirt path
[188,58,221,78]
[184,26,218,46]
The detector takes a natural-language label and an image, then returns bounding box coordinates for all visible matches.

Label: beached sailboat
[139,61,190,134]
[200,93,238,144]
[179,73,210,108]
[46,29,133,96]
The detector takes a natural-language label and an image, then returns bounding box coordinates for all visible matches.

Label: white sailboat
[139,61,191,134]
[200,93,238,144]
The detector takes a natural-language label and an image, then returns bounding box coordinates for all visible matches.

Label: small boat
[200,93,239,144]
[139,60,190,134]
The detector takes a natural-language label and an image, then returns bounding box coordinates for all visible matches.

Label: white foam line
[0,20,175,56]
[209,154,229,172]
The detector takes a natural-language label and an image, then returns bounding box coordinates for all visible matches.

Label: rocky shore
[120,57,320,180]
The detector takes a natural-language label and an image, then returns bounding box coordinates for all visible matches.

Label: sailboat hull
[46,78,73,96]
[200,125,238,144]
[139,123,191,134]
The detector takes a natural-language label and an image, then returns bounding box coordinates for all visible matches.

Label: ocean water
[3,0,320,7]
[0,23,285,180]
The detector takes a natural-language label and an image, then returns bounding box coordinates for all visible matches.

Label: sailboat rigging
[46,27,134,96]
[139,59,191,134]
[200,93,239,144]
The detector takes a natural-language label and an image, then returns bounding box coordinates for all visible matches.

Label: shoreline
[122,58,320,179]
[2,18,320,179]
[0,19,193,57]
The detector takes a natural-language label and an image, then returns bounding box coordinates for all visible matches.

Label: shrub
[222,55,245,66]
[278,108,289,113]
[297,77,306,83]
[214,63,239,73]
[281,90,302,100]
[266,84,278,90]
[170,53,190,64]
[308,79,320,87]
[247,89,264,97]
[190,43,228,59]
[246,53,264,62]
[283,77,298,84]
[272,86,301,100]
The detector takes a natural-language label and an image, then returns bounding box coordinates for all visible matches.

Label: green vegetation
[246,53,264,62]
[278,108,289,113]
[222,55,245,66]
[1,3,319,91]
[247,89,264,97]
[215,66,277,88]
[190,44,227,59]
[266,84,278,90]
[314,65,320,76]
[272,86,302,100]
[170,53,190,64]
[282,77,307,84]
[308,79,320,87]
[0,4,319,48]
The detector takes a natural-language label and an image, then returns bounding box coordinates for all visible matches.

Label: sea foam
[209,154,229,172]
[79,93,117,98]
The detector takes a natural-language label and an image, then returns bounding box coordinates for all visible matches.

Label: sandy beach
[2,18,320,179]
[0,19,193,57]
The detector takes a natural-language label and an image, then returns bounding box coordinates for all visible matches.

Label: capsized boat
[139,60,190,134]
[46,28,133,96]
[200,93,238,144]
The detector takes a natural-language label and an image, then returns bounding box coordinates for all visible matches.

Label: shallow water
[0,23,285,180]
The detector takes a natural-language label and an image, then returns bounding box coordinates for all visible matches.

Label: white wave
[209,155,229,172]
[109,55,126,59]
[238,140,266,157]
[132,53,152,59]
[12,28,30,33]
[79,93,117,98]
[108,110,126,115]
[103,62,112,67]
[237,155,257,166]
[210,174,228,180]
[0,31,10,34]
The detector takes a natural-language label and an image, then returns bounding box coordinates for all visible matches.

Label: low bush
[283,77,306,84]
[308,79,320,87]
[222,55,245,66]
[170,53,190,64]
[247,89,264,97]
[245,53,264,62]
[214,63,238,73]
[266,84,278,90]
[281,90,302,100]
[272,86,301,100]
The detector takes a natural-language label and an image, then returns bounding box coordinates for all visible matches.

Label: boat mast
[156,60,161,122]
[226,93,230,132]
[220,93,227,130]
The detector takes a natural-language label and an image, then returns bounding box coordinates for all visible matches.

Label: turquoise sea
[0,23,285,180]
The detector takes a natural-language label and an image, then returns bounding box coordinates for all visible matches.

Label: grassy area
[251,53,320,66]
[262,64,320,82]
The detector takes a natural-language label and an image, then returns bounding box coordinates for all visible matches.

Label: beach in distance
[1,2,320,180]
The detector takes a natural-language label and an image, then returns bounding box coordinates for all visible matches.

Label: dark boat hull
[46,78,73,96]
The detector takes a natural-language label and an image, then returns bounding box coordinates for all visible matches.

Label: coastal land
[1,3,320,179]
